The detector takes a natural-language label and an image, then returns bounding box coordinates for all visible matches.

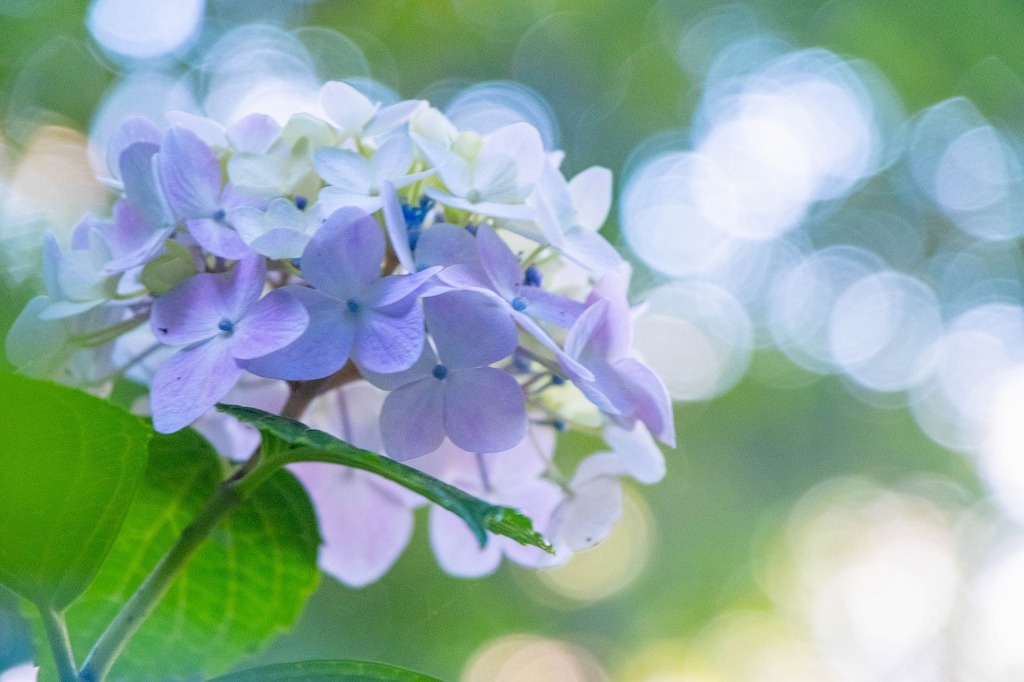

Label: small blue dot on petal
[346,299,361,314]
[212,208,227,221]
[432,364,449,380]
[218,318,234,334]
[511,296,528,312]
[294,195,308,210]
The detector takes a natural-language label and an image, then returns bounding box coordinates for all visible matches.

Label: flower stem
[39,607,78,682]
[77,477,249,682]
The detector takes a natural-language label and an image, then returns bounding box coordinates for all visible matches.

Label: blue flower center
[550,374,565,386]
[346,299,361,314]
[467,189,482,204]
[402,196,435,230]
[294,195,308,210]
[218,318,234,335]
[511,296,528,312]
[432,364,449,380]
[212,208,227,221]
[524,266,542,287]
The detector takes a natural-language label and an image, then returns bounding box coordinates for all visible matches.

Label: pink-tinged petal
[158,127,222,219]
[514,309,593,381]
[217,256,266,321]
[604,422,665,484]
[443,367,526,453]
[186,217,252,260]
[424,291,517,369]
[381,378,446,460]
[230,289,308,360]
[381,182,415,271]
[577,266,632,356]
[563,299,607,360]
[614,357,676,447]
[475,225,522,297]
[151,340,242,433]
[292,463,415,587]
[568,166,612,231]
[150,273,221,345]
[240,287,354,380]
[107,116,160,181]
[353,303,425,374]
[300,207,384,297]
[119,142,168,228]
[415,223,478,270]
[429,503,502,578]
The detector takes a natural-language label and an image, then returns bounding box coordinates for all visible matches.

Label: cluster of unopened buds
[6,81,675,584]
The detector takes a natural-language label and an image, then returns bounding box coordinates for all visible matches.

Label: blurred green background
[2,1,1022,680]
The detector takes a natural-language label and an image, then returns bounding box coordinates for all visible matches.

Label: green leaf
[0,373,150,610]
[217,404,553,554]
[208,659,444,681]
[33,428,320,681]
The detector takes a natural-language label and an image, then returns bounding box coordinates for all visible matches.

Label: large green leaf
[0,373,150,610]
[209,659,444,681]
[33,428,321,681]
[217,404,553,553]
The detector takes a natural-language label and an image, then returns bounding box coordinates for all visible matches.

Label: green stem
[77,380,326,682]
[39,607,78,682]
[78,472,255,682]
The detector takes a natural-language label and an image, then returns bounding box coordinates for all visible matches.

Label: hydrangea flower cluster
[5,81,675,583]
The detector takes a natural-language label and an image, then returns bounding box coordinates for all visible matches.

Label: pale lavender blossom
[291,381,423,587]
[232,197,324,260]
[242,207,438,380]
[315,135,433,214]
[149,257,308,433]
[560,268,676,446]
[319,81,423,141]
[421,427,565,577]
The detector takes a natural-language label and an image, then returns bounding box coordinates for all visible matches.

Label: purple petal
[150,273,221,345]
[381,182,415,271]
[358,344,436,391]
[519,287,585,328]
[218,256,266,321]
[429,503,502,577]
[415,223,478,270]
[151,340,242,433]
[424,291,517,369]
[443,367,526,453]
[563,299,607,360]
[514,309,593,381]
[186,217,253,260]
[240,287,354,380]
[300,207,384,298]
[353,302,425,374]
[380,378,446,460]
[158,127,222,220]
[292,463,415,587]
[363,268,439,308]
[604,422,665,484]
[613,357,676,447]
[231,288,309,360]
[475,225,522,298]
